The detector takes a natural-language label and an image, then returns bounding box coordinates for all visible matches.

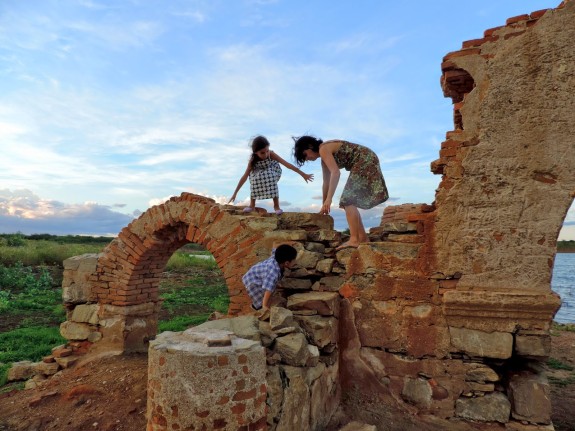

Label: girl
[229,135,314,214]
[293,135,389,250]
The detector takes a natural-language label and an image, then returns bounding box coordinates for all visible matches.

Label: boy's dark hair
[292,135,323,167]
[274,244,297,264]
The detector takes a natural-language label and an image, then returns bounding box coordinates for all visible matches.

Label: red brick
[530,9,550,19]
[216,395,229,405]
[232,388,256,401]
[443,48,481,62]
[231,403,246,414]
[213,418,227,429]
[506,14,530,25]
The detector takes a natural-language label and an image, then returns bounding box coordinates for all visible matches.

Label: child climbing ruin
[228,135,314,214]
[241,242,298,319]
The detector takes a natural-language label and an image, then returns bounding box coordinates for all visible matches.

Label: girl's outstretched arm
[228,162,252,203]
[270,151,314,183]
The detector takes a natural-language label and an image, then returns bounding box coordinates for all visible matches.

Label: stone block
[465,363,500,383]
[455,392,511,423]
[7,361,35,382]
[287,292,340,317]
[70,303,100,324]
[60,321,92,341]
[449,327,513,359]
[508,371,552,424]
[294,315,338,348]
[273,332,310,366]
[270,307,295,332]
[514,331,551,357]
[401,377,433,409]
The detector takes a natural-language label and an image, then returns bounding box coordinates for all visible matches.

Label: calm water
[552,253,575,323]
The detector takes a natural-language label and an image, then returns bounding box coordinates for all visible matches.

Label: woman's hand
[228,194,236,204]
[302,172,314,183]
[319,199,332,215]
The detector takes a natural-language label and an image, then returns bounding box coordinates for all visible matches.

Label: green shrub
[0,326,65,363]
[0,240,106,266]
[166,252,217,271]
[547,357,574,371]
[0,363,11,387]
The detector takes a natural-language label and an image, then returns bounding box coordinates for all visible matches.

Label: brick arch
[86,193,282,353]
[94,194,255,307]
[60,192,338,354]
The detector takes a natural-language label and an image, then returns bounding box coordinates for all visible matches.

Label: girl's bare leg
[273,197,280,211]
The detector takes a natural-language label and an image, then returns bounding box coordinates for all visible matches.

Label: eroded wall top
[433,1,575,292]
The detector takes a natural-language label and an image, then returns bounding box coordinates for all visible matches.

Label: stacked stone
[6,345,77,389]
[190,301,341,431]
[147,328,266,431]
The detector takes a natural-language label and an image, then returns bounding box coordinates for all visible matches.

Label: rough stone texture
[52,3,575,430]
[449,327,513,359]
[147,328,266,431]
[455,392,511,423]
[435,2,574,301]
[508,370,552,424]
[62,253,99,304]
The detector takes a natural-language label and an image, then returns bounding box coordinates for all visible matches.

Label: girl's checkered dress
[249,157,282,200]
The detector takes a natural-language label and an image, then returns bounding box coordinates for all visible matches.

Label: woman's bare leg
[357,212,369,243]
[273,197,280,211]
[337,205,362,250]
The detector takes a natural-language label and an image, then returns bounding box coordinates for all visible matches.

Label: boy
[242,242,298,316]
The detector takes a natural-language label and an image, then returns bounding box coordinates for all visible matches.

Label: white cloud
[0,189,135,236]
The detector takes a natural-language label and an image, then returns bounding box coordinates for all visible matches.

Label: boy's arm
[262,290,273,309]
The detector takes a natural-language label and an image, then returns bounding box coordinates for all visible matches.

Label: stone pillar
[147,328,267,431]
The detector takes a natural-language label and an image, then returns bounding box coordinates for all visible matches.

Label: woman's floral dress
[330,140,389,209]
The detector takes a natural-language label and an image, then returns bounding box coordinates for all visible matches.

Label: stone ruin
[8,1,575,429]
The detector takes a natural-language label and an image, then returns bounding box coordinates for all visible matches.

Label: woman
[293,135,389,250]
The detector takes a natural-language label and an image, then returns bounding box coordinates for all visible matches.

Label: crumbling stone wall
[42,2,575,430]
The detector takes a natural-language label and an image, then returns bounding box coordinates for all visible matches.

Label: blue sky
[1,0,573,239]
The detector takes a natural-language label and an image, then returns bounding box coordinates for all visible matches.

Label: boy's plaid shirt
[242,251,281,308]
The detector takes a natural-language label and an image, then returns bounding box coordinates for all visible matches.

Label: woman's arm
[228,162,252,203]
[270,151,314,183]
[318,143,340,214]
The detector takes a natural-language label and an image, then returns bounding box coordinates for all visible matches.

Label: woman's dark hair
[292,135,323,166]
[274,244,297,264]
[249,135,271,169]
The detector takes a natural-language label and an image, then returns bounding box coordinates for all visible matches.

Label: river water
[552,253,575,324]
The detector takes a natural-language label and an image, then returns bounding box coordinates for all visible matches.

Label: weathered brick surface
[49,2,575,429]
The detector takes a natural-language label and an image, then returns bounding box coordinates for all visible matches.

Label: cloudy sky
[1,0,573,239]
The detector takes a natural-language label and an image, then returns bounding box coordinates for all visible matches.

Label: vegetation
[0,234,228,389]
[0,233,110,266]
[547,357,575,371]
[557,240,575,252]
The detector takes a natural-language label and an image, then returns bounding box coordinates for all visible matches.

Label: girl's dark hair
[292,135,323,166]
[274,244,297,264]
[249,135,271,169]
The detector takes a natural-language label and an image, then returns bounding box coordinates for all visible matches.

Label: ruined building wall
[35,2,574,430]
[434,2,575,294]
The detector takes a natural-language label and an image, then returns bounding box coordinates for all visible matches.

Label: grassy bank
[0,234,228,388]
